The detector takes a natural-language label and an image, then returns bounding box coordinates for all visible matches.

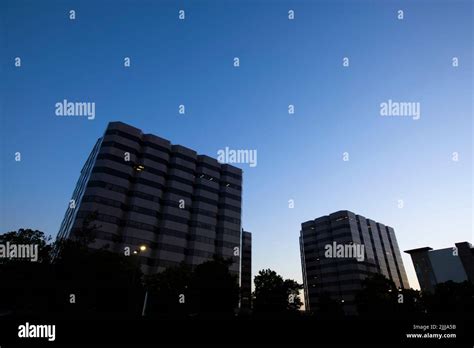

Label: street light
[133,245,147,268]
[133,244,148,317]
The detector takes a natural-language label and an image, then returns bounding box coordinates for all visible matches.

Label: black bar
[0,317,472,345]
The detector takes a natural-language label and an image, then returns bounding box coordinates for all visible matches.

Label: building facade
[240,230,252,309]
[300,210,409,314]
[405,242,474,292]
[58,121,244,277]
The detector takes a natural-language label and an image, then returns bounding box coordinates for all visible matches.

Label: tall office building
[300,210,409,314]
[405,242,474,292]
[57,121,244,277]
[240,229,252,309]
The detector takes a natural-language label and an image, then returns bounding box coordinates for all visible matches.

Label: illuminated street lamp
[131,245,147,290]
[132,244,149,317]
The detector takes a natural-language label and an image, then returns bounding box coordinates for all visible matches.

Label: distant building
[240,229,252,309]
[300,210,409,314]
[405,242,474,292]
[57,121,244,278]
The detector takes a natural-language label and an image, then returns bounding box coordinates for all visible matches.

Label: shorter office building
[405,242,474,292]
[300,210,409,314]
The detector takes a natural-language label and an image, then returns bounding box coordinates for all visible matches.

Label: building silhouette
[300,210,409,314]
[405,241,474,292]
[240,229,252,309]
[58,121,247,279]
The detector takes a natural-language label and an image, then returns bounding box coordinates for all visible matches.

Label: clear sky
[1,0,473,290]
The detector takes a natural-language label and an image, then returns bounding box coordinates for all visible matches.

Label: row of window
[90,229,229,260]
[99,151,225,189]
[308,278,364,288]
[87,180,240,224]
[93,230,159,249]
[101,143,203,178]
[305,260,377,272]
[102,132,242,180]
[303,223,355,236]
[159,226,241,241]
[189,234,237,249]
[91,164,241,203]
[81,193,241,228]
[145,251,237,268]
[305,258,365,267]
[76,209,241,237]
[86,180,242,224]
[82,195,156,216]
[92,166,161,188]
[306,267,377,278]
[75,225,240,251]
[105,129,171,154]
[303,235,355,250]
[308,287,360,298]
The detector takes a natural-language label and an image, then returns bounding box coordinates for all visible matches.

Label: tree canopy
[253,268,303,315]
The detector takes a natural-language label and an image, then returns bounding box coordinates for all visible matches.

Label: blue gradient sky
[1,0,473,290]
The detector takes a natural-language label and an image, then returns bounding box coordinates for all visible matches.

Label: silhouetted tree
[189,256,240,317]
[316,292,345,318]
[144,262,192,318]
[253,269,303,315]
[144,256,239,318]
[355,273,398,316]
[0,228,52,264]
[395,288,424,316]
[72,211,100,246]
[0,229,54,316]
[0,225,144,319]
[53,239,144,318]
[424,280,474,318]
[284,279,304,311]
[355,274,474,318]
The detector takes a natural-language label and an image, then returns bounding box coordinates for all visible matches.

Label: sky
[1,0,473,291]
